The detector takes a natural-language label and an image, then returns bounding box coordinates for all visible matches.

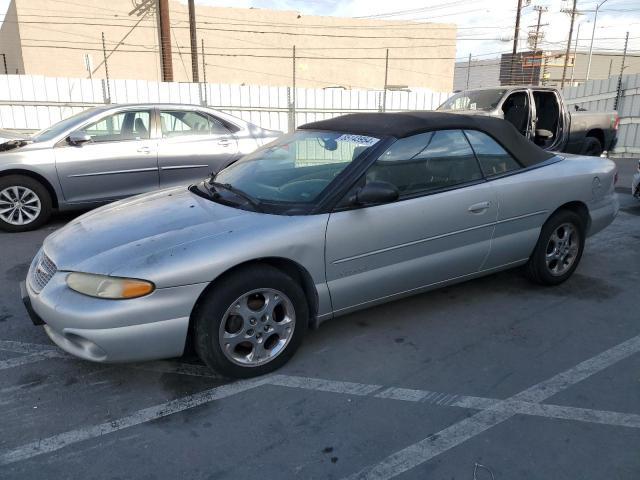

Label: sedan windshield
[438,89,507,112]
[213,130,380,206]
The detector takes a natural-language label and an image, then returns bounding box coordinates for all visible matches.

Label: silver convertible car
[0,104,280,232]
[21,112,618,378]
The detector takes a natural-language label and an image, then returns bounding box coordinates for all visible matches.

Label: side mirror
[68,131,92,146]
[351,181,399,206]
[535,129,554,140]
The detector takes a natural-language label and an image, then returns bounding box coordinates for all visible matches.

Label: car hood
[44,186,258,275]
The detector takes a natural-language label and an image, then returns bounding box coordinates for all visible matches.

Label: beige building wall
[0,0,456,91]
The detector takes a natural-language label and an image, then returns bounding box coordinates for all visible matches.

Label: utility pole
[510,0,524,84]
[586,0,609,82]
[529,5,547,85]
[560,0,577,88]
[465,53,471,89]
[158,0,173,82]
[188,0,198,82]
[614,31,629,111]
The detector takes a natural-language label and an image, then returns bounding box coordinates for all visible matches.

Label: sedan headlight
[66,273,155,299]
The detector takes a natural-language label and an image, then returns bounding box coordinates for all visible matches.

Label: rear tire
[525,209,586,286]
[0,175,52,232]
[580,136,603,156]
[194,264,308,378]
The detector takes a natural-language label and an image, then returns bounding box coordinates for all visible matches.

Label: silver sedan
[0,104,280,231]
[22,112,618,378]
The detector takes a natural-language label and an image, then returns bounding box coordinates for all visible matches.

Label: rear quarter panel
[484,155,617,269]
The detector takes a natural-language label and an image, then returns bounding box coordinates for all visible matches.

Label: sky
[0,0,638,61]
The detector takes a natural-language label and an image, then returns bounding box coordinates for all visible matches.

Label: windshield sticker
[335,134,379,147]
[470,103,477,110]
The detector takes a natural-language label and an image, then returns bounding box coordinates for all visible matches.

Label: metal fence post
[382,48,389,112]
[287,87,294,133]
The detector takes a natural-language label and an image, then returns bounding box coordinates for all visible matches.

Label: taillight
[612,114,620,131]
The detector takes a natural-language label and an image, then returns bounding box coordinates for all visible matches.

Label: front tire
[525,209,586,286]
[194,264,308,378]
[0,175,52,232]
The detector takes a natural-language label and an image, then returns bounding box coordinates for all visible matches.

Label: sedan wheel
[0,186,42,226]
[219,288,296,367]
[194,264,308,378]
[525,209,585,285]
[0,175,52,232]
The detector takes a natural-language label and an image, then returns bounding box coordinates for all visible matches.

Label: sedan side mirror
[351,181,399,206]
[68,131,92,146]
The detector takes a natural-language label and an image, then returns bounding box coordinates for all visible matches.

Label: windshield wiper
[208,180,264,213]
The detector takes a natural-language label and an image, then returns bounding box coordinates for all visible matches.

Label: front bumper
[24,273,208,363]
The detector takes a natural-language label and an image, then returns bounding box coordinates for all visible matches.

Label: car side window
[464,130,521,176]
[82,110,150,143]
[366,130,483,197]
[160,111,230,138]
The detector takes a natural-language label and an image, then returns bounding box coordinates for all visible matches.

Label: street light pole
[586,0,609,82]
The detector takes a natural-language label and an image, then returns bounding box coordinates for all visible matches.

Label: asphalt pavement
[0,158,639,479]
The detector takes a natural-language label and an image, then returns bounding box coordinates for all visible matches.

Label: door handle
[137,146,151,154]
[217,139,231,147]
[468,201,491,213]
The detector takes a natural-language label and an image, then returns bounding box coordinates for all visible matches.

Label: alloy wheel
[545,222,580,276]
[218,288,296,367]
[0,186,41,226]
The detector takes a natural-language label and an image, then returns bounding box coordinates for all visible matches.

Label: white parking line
[268,374,382,396]
[0,376,270,466]
[3,337,640,470]
[345,333,640,480]
[0,351,64,371]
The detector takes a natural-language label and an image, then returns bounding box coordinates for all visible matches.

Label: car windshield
[438,89,507,112]
[30,108,100,142]
[213,130,380,206]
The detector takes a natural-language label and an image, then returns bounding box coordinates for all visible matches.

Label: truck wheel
[580,136,603,156]
[194,264,308,378]
[525,209,585,286]
[0,175,52,232]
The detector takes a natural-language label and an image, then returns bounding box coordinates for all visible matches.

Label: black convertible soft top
[299,112,554,167]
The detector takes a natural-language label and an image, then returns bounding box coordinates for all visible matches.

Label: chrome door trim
[68,167,159,178]
[160,164,209,171]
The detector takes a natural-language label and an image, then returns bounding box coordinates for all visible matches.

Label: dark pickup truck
[437,86,619,156]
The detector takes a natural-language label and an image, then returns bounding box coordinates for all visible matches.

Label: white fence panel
[0,74,452,134]
[563,72,640,156]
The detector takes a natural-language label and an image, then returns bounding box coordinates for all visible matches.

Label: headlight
[66,272,155,299]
